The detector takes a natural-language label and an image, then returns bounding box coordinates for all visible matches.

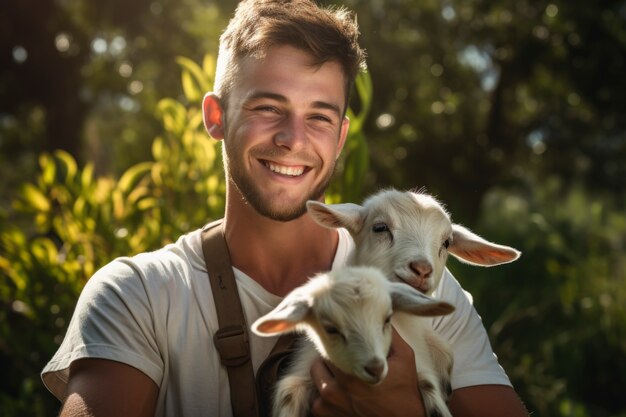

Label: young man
[42,1,528,416]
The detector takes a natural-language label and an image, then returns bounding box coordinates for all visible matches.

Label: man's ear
[202,92,225,140]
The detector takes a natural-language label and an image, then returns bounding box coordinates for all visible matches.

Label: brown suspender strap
[256,333,299,417]
[201,219,259,417]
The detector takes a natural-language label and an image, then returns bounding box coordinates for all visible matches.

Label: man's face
[222,45,349,222]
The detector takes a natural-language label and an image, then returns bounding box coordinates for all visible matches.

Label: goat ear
[306,201,365,235]
[448,224,521,266]
[389,283,455,317]
[251,295,310,336]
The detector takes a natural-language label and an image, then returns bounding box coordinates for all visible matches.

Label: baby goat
[252,266,454,417]
[306,188,521,416]
[307,188,521,296]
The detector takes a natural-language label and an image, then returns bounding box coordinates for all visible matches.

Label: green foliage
[327,70,372,204]
[352,0,626,222]
[450,176,626,417]
[0,54,370,417]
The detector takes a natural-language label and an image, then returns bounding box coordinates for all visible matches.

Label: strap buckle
[213,325,250,367]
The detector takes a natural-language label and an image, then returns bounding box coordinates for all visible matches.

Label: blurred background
[1,0,625,416]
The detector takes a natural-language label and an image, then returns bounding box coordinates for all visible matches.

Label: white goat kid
[252,266,454,417]
[306,188,521,296]
[306,188,521,416]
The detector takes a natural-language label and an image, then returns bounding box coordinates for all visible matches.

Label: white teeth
[266,162,305,177]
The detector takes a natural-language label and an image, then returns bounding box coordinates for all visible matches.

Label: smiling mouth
[263,160,307,177]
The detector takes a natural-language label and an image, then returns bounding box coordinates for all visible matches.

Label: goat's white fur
[307,188,521,295]
[306,188,521,416]
[252,266,454,417]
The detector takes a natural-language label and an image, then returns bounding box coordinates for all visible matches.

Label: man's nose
[273,115,307,150]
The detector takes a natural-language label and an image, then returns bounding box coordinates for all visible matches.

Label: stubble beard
[224,145,336,222]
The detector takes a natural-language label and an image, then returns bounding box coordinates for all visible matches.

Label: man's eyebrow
[245,91,342,116]
[246,91,287,103]
[311,101,342,117]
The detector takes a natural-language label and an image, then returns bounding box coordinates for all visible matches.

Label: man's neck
[223,202,338,297]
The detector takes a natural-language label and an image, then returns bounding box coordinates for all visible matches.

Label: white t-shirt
[41,227,510,416]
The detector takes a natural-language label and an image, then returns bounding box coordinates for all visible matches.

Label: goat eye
[324,325,339,335]
[372,222,389,233]
[384,315,392,326]
[443,239,450,249]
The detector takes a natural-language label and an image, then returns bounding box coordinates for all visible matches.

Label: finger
[310,359,355,415]
[324,360,361,387]
[310,357,335,394]
[310,396,354,417]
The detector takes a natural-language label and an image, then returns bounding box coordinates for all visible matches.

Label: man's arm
[60,358,158,417]
[448,385,528,417]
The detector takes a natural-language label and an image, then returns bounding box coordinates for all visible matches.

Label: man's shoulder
[133,228,204,271]
[90,228,205,289]
[331,227,355,269]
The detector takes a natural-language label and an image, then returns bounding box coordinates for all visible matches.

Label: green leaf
[207,174,221,194]
[118,162,153,194]
[113,189,124,220]
[40,153,56,186]
[156,98,187,135]
[54,149,78,184]
[181,70,203,102]
[188,108,204,131]
[31,237,58,266]
[19,184,50,212]
[348,70,373,134]
[38,152,51,171]
[137,197,158,211]
[355,70,373,111]
[127,185,150,205]
[81,162,95,190]
[151,163,164,186]
[152,137,165,160]
[202,54,216,84]
[176,56,212,100]
[342,131,369,202]
[195,138,217,169]
[5,267,28,291]
[73,196,87,219]
[182,130,194,149]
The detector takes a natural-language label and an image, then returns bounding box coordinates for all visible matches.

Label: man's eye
[372,222,389,233]
[255,106,278,113]
[312,115,332,123]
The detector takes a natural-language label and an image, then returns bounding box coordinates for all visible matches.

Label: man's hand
[310,329,426,417]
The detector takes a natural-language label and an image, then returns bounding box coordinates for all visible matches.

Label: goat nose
[364,358,385,379]
[410,261,433,278]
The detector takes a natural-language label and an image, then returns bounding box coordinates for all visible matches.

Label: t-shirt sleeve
[41,259,164,400]
[432,268,512,390]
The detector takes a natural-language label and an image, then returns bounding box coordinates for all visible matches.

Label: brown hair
[215,0,366,110]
